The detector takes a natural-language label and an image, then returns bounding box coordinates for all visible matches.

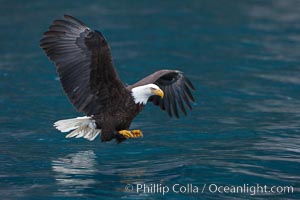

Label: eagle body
[40,15,195,143]
[93,93,143,142]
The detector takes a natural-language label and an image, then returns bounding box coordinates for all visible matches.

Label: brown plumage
[40,15,195,143]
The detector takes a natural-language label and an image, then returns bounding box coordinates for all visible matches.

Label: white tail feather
[54,116,101,141]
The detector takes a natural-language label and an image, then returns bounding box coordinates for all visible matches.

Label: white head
[131,84,164,105]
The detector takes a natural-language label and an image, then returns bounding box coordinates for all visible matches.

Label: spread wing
[40,15,126,115]
[128,70,195,118]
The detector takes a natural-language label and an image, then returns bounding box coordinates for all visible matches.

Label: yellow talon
[118,130,133,138]
[131,130,143,138]
[118,130,143,139]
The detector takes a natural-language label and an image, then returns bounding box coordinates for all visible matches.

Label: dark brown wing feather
[127,70,195,118]
[40,15,126,115]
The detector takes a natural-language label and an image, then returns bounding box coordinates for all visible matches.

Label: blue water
[1,0,300,199]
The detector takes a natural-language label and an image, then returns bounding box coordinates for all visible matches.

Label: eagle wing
[128,70,195,118]
[40,15,126,115]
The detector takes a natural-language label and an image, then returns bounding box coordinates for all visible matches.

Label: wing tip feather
[63,14,87,27]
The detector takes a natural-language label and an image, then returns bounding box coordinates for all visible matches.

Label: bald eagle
[40,15,195,143]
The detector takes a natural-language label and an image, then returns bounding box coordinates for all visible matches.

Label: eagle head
[131,84,164,105]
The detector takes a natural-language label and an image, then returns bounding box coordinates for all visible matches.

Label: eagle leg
[118,130,143,139]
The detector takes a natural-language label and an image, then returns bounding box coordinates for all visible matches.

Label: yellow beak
[153,89,164,98]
